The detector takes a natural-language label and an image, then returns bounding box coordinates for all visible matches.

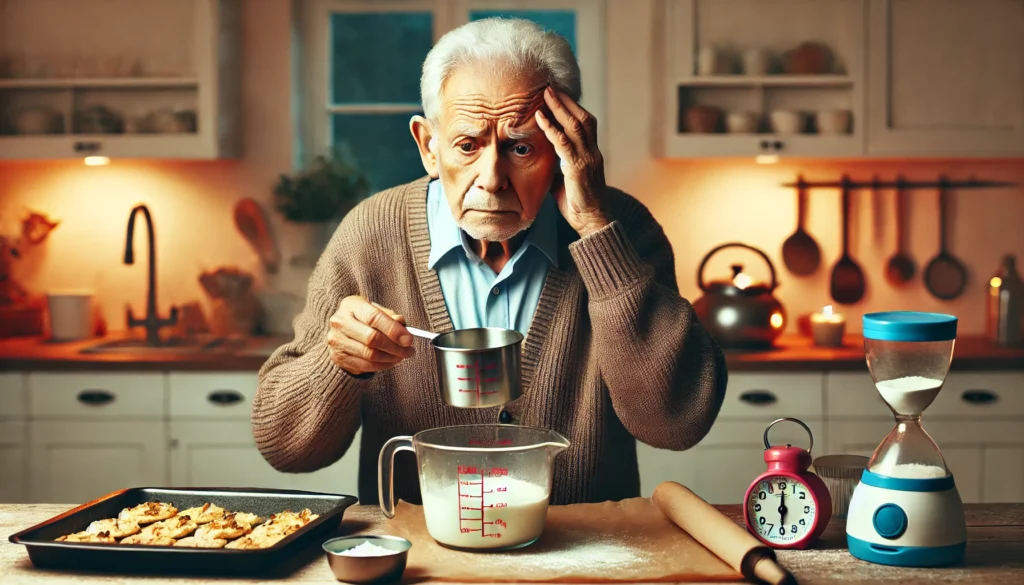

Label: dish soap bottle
[987,255,1023,347]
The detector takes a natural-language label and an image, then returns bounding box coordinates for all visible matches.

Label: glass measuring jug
[378,424,570,551]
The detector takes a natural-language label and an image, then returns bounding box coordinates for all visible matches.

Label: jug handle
[378,435,414,519]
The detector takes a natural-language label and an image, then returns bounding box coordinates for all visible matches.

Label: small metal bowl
[322,535,411,584]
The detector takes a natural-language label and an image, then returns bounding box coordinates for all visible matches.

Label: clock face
[746,475,816,545]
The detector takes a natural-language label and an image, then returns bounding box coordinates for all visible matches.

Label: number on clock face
[747,476,815,544]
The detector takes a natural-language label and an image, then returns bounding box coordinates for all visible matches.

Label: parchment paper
[384,498,744,583]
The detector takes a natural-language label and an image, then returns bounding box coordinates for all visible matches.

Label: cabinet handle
[961,389,998,405]
[208,389,244,405]
[739,390,777,405]
[73,141,102,153]
[77,389,115,406]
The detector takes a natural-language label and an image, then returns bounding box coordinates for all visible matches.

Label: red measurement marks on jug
[457,466,509,538]
[456,361,499,405]
[467,439,513,447]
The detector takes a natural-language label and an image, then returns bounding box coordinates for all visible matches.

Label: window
[301,0,605,193]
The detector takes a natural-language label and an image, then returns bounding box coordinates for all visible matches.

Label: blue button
[872,503,908,539]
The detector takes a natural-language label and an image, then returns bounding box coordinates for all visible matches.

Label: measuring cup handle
[378,435,414,519]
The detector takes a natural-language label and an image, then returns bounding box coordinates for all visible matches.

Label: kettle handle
[697,242,778,292]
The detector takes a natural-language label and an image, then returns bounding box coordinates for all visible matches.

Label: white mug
[743,49,769,76]
[697,46,721,75]
[47,290,94,341]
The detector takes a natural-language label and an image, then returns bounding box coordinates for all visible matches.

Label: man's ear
[410,115,439,179]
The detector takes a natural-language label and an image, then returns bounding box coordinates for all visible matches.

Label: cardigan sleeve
[568,192,728,450]
[250,207,373,474]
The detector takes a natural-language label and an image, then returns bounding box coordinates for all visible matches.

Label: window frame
[299,0,606,170]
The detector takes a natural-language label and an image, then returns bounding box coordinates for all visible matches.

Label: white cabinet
[29,421,168,504]
[638,419,826,504]
[655,0,866,159]
[28,372,166,419]
[0,422,27,503]
[168,371,362,498]
[0,373,28,503]
[825,372,1024,503]
[865,0,1024,157]
[0,0,241,160]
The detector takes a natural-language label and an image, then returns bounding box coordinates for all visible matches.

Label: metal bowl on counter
[322,535,411,583]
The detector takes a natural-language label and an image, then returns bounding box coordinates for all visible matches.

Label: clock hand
[779,491,787,525]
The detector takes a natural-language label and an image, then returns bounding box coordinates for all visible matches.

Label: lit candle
[810,304,845,347]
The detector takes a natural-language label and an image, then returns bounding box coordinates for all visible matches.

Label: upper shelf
[677,75,855,88]
[0,77,199,90]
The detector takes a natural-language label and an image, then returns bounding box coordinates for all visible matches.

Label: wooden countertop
[723,334,1024,372]
[0,333,1021,373]
[0,334,286,372]
[1,503,1020,584]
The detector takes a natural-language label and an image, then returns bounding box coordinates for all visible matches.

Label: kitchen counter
[0,334,288,372]
[1,333,1021,373]
[0,503,1020,584]
[724,334,1024,372]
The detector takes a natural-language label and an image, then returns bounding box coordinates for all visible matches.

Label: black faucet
[124,204,177,344]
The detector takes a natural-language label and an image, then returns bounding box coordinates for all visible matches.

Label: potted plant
[273,147,370,266]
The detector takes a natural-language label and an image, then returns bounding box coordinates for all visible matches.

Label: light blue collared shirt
[426,179,559,336]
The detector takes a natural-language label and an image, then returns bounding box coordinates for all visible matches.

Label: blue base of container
[847,534,965,567]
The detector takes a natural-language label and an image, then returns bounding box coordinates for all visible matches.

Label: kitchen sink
[79,336,230,355]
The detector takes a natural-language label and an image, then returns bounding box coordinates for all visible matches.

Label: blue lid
[862,311,957,342]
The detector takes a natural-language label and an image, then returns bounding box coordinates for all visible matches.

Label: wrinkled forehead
[439,74,548,138]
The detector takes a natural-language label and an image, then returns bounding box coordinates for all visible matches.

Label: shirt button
[492,286,500,295]
[499,410,513,424]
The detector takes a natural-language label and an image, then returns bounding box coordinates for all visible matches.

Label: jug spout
[541,430,570,456]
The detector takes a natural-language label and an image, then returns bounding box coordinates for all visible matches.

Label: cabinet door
[29,421,168,504]
[866,0,1024,156]
[169,421,361,497]
[984,444,1024,503]
[637,419,825,504]
[0,422,27,503]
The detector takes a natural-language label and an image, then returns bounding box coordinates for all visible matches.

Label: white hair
[420,17,582,123]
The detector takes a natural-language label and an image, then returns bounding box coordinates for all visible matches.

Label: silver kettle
[692,242,787,349]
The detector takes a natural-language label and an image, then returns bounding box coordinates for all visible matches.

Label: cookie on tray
[85,517,141,539]
[175,536,228,549]
[56,530,116,543]
[118,502,178,525]
[176,503,227,524]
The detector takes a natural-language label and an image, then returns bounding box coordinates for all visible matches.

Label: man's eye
[511,144,532,156]
[458,142,476,153]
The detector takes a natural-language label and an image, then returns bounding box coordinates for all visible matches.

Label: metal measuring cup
[407,327,524,408]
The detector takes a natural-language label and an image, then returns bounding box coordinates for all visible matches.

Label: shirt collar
[426,179,560,269]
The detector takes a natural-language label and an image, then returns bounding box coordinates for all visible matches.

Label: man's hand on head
[535,86,610,239]
[328,296,415,376]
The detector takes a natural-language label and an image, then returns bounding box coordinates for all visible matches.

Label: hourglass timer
[846,311,966,567]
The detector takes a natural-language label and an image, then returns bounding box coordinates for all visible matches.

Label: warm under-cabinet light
[754,154,779,165]
[84,156,110,166]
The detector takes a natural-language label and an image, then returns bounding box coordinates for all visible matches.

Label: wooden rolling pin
[652,481,796,585]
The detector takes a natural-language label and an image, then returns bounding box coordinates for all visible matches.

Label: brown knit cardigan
[252,175,728,505]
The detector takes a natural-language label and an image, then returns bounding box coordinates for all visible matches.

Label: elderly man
[253,17,727,506]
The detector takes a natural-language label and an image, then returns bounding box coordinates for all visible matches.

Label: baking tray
[8,486,359,576]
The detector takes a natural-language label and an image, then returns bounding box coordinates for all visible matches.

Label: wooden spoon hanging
[885,175,916,286]
[781,175,821,276]
[923,176,968,300]
[830,175,866,304]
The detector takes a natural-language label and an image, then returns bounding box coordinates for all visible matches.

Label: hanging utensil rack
[781,176,1016,190]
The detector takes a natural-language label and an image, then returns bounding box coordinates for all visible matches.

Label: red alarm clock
[744,417,832,549]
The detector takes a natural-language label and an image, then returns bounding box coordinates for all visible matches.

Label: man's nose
[473,145,508,193]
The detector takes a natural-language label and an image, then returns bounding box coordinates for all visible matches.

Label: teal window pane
[331,12,433,104]
[469,10,576,54]
[332,113,425,193]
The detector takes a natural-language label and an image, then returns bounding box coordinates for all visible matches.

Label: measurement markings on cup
[456,361,500,405]
[457,465,508,538]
